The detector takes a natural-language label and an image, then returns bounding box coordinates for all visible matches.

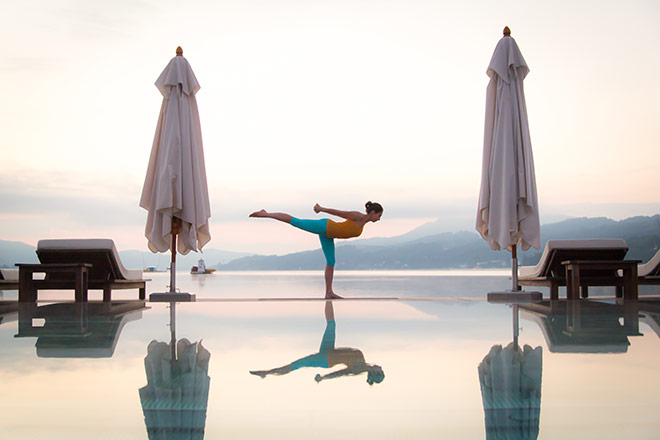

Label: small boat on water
[143,266,166,273]
[191,259,216,275]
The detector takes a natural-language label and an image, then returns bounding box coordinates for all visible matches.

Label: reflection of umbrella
[140,46,211,297]
[478,342,542,440]
[476,27,540,294]
[140,301,211,438]
[139,338,211,439]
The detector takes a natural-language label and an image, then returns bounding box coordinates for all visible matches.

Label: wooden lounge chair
[637,248,660,289]
[613,249,660,297]
[0,268,19,291]
[517,239,631,299]
[16,239,147,302]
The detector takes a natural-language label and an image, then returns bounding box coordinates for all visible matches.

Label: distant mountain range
[215,215,660,270]
[1,215,658,270]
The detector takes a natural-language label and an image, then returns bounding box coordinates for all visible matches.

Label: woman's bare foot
[325,292,343,299]
[249,209,267,218]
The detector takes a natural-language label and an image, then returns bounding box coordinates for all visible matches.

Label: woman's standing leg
[319,237,342,299]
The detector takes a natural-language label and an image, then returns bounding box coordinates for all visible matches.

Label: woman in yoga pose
[250,301,385,385]
[249,201,383,298]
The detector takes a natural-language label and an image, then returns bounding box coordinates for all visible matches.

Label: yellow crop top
[326,219,364,239]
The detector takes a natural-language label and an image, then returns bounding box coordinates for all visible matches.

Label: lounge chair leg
[550,283,558,300]
[139,285,145,300]
[74,267,88,302]
[566,264,580,300]
[103,286,111,302]
[18,268,37,303]
[581,285,589,298]
[624,265,638,300]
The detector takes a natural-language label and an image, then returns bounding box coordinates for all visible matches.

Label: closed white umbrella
[140,47,211,300]
[476,27,541,299]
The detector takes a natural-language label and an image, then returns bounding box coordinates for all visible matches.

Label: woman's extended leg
[250,211,328,235]
[250,210,342,298]
[249,209,292,223]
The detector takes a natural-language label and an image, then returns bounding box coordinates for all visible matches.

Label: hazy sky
[1,0,659,255]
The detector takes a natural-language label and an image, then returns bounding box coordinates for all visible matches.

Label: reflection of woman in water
[250,202,383,299]
[250,301,385,385]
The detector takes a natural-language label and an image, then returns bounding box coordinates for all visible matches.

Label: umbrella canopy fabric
[476,35,540,252]
[140,54,211,255]
[478,343,543,440]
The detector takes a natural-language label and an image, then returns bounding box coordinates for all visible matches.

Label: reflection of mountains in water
[14,301,146,358]
[140,339,211,440]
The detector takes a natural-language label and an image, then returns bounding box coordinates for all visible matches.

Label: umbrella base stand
[488,248,542,303]
[487,290,542,303]
[149,291,196,302]
[149,230,196,302]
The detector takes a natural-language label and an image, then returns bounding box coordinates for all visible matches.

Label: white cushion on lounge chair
[0,268,19,281]
[519,239,628,279]
[37,239,142,280]
[639,249,660,278]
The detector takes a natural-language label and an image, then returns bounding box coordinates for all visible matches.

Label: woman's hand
[314,203,322,214]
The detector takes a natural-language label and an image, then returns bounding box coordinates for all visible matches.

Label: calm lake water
[1,271,659,439]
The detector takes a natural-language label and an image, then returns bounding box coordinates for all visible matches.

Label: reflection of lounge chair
[519,300,641,353]
[638,299,660,340]
[0,299,18,325]
[0,268,19,291]
[14,301,146,357]
[518,239,629,299]
[17,239,147,302]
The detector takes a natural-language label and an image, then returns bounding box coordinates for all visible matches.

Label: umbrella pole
[511,245,520,291]
[149,217,196,302]
[170,301,177,361]
[169,217,182,293]
[170,235,176,293]
[512,304,519,351]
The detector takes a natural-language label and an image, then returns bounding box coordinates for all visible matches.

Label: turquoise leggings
[289,320,336,370]
[289,217,335,267]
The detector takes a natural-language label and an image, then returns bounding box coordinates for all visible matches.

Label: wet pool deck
[1,294,660,439]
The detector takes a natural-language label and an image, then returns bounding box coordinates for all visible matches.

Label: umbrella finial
[176,46,183,56]
[503,26,511,37]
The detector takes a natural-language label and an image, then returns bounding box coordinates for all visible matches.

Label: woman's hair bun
[365,201,383,214]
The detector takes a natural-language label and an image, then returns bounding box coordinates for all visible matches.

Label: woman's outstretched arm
[314,366,364,382]
[314,204,364,221]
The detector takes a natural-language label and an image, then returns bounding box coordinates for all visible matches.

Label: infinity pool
[1,273,659,439]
